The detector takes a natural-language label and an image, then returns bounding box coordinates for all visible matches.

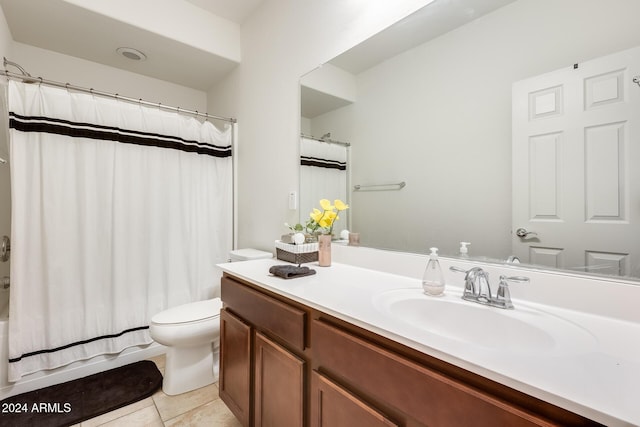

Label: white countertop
[218,258,640,426]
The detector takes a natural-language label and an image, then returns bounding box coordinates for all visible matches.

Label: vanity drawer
[221,275,306,351]
[311,371,398,427]
[312,319,557,427]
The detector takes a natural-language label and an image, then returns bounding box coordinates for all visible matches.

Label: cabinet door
[254,331,304,427]
[310,371,398,427]
[219,309,252,427]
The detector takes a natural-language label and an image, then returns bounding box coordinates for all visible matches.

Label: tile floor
[72,354,242,427]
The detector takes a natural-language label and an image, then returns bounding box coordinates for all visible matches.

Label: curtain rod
[301,133,350,147]
[0,69,237,124]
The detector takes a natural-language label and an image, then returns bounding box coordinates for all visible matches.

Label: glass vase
[318,234,332,267]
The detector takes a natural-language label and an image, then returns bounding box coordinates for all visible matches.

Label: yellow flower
[305,198,350,235]
[318,217,332,228]
[319,199,334,211]
[310,208,323,222]
[334,199,349,211]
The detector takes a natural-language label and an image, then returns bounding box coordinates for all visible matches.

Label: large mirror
[300,0,640,281]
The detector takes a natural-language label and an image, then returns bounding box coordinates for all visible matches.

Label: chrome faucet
[450,266,529,309]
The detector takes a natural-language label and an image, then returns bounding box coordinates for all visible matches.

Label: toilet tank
[229,248,273,262]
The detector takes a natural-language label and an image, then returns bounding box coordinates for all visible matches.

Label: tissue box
[280,233,295,244]
[275,240,318,264]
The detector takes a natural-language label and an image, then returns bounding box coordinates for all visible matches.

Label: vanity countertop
[218,258,640,427]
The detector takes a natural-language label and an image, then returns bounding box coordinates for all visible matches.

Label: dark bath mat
[0,360,162,427]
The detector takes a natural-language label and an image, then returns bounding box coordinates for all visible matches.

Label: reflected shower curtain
[300,137,348,229]
[7,81,233,381]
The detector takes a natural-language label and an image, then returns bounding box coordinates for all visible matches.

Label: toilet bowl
[150,298,223,395]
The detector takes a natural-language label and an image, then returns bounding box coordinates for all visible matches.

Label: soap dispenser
[459,242,470,258]
[422,247,445,296]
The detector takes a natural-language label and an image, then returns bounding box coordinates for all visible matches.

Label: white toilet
[150,298,223,395]
[150,249,271,395]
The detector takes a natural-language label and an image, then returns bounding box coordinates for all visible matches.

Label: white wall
[0,7,13,278]
[207,66,240,121]
[9,42,208,111]
[307,0,640,258]
[300,117,311,135]
[301,63,357,103]
[228,0,432,252]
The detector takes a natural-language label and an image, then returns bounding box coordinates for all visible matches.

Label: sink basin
[372,288,596,355]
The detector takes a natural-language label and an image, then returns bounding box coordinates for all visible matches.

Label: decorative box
[275,240,319,264]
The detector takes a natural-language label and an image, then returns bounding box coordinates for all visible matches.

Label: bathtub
[0,288,7,317]
[0,288,166,400]
[0,288,10,392]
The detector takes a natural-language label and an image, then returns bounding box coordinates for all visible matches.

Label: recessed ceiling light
[116,47,147,61]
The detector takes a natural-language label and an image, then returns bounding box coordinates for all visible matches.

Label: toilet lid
[151,298,223,325]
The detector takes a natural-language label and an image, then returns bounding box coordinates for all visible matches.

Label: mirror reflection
[300,0,640,280]
[299,134,350,234]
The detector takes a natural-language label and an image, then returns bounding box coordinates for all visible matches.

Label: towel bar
[353,181,406,191]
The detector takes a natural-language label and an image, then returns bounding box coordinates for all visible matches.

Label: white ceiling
[300,86,353,119]
[184,0,263,24]
[302,0,515,118]
[330,0,515,74]
[0,0,264,91]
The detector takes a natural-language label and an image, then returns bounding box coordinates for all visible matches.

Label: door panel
[512,46,640,277]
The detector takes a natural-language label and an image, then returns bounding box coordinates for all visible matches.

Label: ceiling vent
[116,47,147,61]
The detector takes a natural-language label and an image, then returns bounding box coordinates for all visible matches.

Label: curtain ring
[114,93,119,100]
[38,77,43,86]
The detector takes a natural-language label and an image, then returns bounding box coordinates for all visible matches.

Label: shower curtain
[300,137,348,229]
[7,81,233,381]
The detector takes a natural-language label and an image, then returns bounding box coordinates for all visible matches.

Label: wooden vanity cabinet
[220,274,307,427]
[220,273,601,427]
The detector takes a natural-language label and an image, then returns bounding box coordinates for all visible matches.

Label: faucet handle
[495,275,529,309]
[449,266,472,294]
[450,266,488,299]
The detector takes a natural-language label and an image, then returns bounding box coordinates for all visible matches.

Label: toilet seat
[151,298,222,325]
